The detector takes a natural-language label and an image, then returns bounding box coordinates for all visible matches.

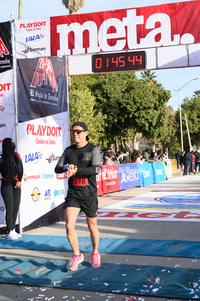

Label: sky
[0,0,199,111]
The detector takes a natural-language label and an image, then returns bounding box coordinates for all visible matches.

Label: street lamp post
[174,77,199,152]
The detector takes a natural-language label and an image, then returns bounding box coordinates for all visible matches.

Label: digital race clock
[92,51,146,73]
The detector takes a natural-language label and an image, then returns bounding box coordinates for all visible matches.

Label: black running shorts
[63,197,98,218]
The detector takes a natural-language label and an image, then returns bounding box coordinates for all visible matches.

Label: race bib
[73,177,88,186]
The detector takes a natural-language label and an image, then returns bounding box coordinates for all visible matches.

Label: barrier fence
[97,160,175,196]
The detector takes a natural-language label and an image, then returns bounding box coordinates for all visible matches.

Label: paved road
[0,174,200,301]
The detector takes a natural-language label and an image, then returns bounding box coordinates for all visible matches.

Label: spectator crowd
[101,147,200,176]
[101,148,169,166]
[175,149,200,175]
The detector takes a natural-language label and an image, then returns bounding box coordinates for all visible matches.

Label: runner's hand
[65,170,75,179]
[66,164,77,171]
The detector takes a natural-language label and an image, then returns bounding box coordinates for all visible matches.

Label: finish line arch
[1,0,199,231]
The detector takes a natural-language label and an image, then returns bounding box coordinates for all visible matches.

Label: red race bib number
[73,177,88,186]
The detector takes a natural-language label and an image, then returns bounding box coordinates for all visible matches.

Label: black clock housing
[92,51,146,73]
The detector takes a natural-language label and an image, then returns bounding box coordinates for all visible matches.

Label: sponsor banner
[0,69,15,228]
[0,70,15,151]
[0,22,12,72]
[118,163,140,190]
[15,17,50,59]
[100,165,120,194]
[50,1,200,57]
[17,56,68,122]
[165,160,174,180]
[96,168,103,196]
[92,191,200,222]
[138,162,154,187]
[97,161,167,195]
[18,112,70,229]
[152,161,166,183]
[171,159,178,175]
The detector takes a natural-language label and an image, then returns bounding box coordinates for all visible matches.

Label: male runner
[55,122,101,271]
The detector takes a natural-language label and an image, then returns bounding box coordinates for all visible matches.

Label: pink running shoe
[68,253,84,271]
[91,252,101,268]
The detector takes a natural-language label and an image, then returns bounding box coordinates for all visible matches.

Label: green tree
[176,96,200,149]
[70,72,171,150]
[69,86,105,145]
[159,106,180,154]
[123,77,171,146]
[91,72,136,145]
[90,72,171,149]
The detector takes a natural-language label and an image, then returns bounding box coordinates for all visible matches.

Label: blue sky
[0,0,199,111]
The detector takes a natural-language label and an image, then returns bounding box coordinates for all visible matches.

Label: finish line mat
[0,256,200,299]
[0,235,200,258]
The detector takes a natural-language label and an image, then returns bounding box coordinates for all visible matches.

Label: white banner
[0,69,15,228]
[15,17,51,59]
[18,111,69,229]
[14,1,200,72]
[68,43,200,75]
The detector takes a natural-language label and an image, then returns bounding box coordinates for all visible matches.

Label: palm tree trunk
[115,138,119,153]
[132,132,139,150]
[18,0,23,19]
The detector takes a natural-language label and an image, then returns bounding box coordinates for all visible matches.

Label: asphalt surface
[0,174,200,301]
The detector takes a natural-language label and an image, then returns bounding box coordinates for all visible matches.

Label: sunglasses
[71,129,86,135]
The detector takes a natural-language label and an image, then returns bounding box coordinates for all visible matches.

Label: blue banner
[152,161,166,183]
[138,162,154,187]
[117,163,141,190]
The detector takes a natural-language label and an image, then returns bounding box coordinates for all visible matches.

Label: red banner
[50,1,200,56]
[97,165,120,195]
[96,168,103,196]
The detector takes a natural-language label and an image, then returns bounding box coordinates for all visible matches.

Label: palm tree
[193,90,200,99]
[62,0,85,14]
[140,70,157,82]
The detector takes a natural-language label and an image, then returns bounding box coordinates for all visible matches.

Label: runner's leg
[65,207,81,255]
[86,216,100,254]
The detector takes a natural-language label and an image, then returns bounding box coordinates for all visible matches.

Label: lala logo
[30,57,58,92]
[25,151,42,163]
[25,34,44,42]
